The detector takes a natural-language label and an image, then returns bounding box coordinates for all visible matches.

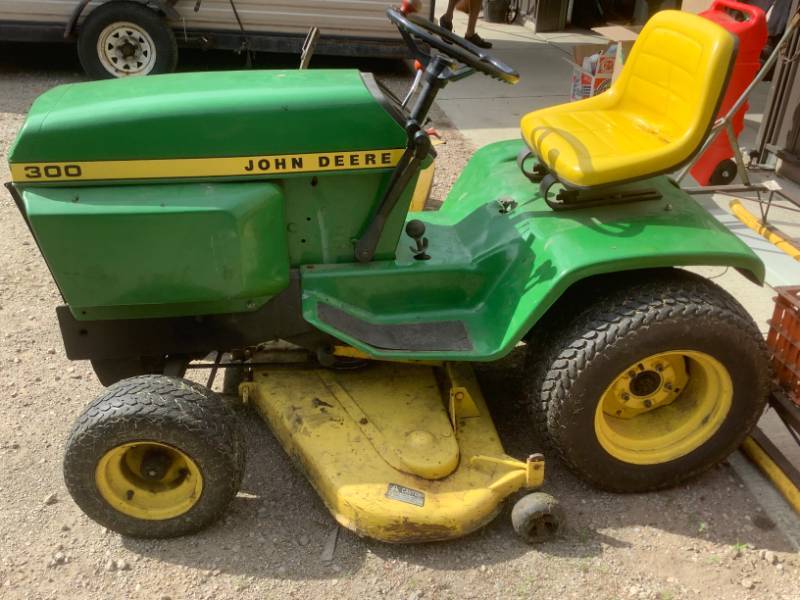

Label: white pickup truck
[0,0,434,78]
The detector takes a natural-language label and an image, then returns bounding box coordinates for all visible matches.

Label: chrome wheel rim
[97,22,156,77]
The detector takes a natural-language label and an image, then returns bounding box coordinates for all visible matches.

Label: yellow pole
[730,199,800,260]
[741,436,800,514]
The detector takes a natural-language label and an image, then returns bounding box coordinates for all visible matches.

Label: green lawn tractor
[6,5,770,543]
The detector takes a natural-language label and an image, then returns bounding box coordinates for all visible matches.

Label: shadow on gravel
[121,352,793,582]
[476,352,795,555]
[121,405,372,580]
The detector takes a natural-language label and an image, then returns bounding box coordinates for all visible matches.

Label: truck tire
[64,375,245,537]
[525,269,769,492]
[78,1,178,79]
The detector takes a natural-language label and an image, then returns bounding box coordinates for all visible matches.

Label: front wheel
[63,375,245,537]
[526,269,769,492]
[78,1,178,79]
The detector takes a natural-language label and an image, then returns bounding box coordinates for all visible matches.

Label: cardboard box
[590,24,641,54]
[568,49,617,100]
[566,3,710,100]
[568,24,640,100]
[681,0,714,13]
[569,64,612,101]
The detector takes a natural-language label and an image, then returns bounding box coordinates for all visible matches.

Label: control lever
[406,220,430,260]
[354,124,434,263]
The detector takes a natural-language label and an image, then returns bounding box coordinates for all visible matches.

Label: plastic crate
[767,286,800,407]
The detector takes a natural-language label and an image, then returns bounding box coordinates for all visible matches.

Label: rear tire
[525,269,769,492]
[78,1,178,79]
[64,375,245,537]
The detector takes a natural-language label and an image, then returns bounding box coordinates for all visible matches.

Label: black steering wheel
[387,8,519,85]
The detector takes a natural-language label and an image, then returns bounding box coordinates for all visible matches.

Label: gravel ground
[1,43,799,600]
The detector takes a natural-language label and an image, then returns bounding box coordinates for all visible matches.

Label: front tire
[526,269,769,492]
[78,1,178,79]
[64,375,245,537]
[91,356,168,387]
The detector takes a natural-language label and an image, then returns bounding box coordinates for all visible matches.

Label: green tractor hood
[7,70,417,320]
[8,69,407,183]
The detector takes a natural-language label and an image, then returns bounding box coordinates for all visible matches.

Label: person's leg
[440,0,459,30]
[465,0,481,36]
[465,0,492,48]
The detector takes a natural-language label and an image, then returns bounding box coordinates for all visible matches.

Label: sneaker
[465,33,492,49]
[439,15,454,31]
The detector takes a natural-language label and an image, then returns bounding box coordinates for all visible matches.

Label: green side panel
[23,183,289,320]
[9,70,405,163]
[301,139,764,361]
[282,171,418,264]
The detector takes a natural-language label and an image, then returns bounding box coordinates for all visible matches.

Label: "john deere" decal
[10,149,405,183]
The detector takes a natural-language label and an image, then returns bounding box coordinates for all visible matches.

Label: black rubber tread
[63,375,245,537]
[511,492,564,544]
[90,357,167,387]
[78,1,178,79]
[524,268,770,492]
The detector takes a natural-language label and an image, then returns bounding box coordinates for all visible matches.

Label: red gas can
[691,0,767,185]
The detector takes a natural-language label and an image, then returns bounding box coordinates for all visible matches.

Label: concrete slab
[432,9,587,146]
[728,451,800,551]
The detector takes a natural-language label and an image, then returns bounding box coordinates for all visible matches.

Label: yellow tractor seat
[520,10,737,189]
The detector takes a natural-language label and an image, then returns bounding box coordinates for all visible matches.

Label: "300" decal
[23,164,83,179]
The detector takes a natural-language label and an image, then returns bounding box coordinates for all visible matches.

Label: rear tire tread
[525,269,769,492]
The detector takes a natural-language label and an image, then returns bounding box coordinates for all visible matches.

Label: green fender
[301,139,764,360]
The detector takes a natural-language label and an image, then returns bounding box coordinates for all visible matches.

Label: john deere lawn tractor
[6,4,770,543]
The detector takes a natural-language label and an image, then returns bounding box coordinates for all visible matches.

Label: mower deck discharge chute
[5,6,771,543]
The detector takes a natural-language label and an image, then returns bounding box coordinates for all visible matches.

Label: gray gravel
[1,43,799,600]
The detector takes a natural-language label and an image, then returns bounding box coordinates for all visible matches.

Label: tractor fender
[451,140,766,358]
[300,139,765,361]
[65,0,178,39]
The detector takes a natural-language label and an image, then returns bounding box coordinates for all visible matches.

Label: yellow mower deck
[240,361,544,542]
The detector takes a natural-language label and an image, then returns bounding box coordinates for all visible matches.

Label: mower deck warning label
[386,483,425,507]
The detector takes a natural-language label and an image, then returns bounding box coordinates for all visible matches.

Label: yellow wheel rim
[594,351,733,465]
[95,441,203,520]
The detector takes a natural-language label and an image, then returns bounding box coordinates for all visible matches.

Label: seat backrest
[611,10,737,149]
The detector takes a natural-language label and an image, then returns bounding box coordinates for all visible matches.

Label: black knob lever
[406,219,430,261]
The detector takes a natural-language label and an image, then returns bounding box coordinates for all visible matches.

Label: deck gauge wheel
[511,492,563,543]
[78,1,178,79]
